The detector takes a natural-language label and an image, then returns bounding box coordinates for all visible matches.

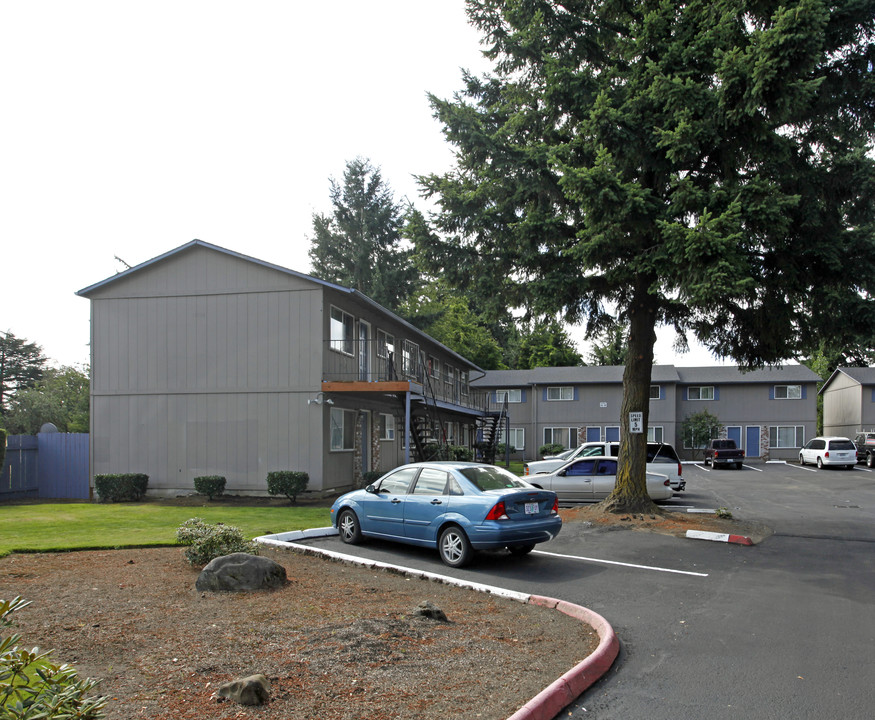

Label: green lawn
[0,503,332,556]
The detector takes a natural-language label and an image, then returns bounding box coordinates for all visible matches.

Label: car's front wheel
[799,454,805,466]
[438,525,473,568]
[867,453,874,468]
[337,509,362,544]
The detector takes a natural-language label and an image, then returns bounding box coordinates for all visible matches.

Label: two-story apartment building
[820,367,875,438]
[472,364,821,461]
[76,240,493,497]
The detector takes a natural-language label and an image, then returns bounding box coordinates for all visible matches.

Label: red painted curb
[506,596,620,720]
[728,534,754,546]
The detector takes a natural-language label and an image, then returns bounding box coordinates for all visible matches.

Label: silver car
[523,456,674,502]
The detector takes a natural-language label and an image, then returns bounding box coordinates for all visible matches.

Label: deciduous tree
[420,0,875,512]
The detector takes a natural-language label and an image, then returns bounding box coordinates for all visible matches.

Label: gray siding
[86,246,326,494]
[822,372,863,437]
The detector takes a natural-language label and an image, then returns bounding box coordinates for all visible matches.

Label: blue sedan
[329,462,562,567]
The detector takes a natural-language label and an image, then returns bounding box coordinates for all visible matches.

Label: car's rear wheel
[816,456,824,469]
[438,526,473,568]
[338,509,362,544]
[508,544,535,556]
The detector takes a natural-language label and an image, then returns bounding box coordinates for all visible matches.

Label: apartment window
[428,355,440,380]
[376,329,394,358]
[329,306,354,355]
[770,425,804,448]
[330,407,356,450]
[547,386,573,401]
[544,427,577,448]
[774,385,802,400]
[402,340,419,378]
[460,370,469,397]
[650,385,661,400]
[499,427,525,451]
[379,413,395,441]
[687,386,715,401]
[496,389,522,403]
[647,426,664,443]
[445,364,455,388]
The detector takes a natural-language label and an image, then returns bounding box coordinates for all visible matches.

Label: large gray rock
[213,674,270,706]
[196,553,287,592]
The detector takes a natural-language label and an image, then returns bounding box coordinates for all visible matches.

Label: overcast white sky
[1,0,725,369]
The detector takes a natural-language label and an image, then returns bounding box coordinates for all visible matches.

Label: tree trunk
[601,282,661,514]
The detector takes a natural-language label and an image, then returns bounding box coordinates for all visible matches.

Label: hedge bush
[266,471,309,503]
[93,473,149,502]
[193,475,226,500]
[538,443,565,458]
[361,470,383,488]
[448,445,473,462]
[1,596,108,719]
[175,517,258,566]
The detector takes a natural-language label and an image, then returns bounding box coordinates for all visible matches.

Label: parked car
[853,431,875,466]
[799,436,856,469]
[704,439,745,469]
[329,462,562,568]
[525,441,685,492]
[525,456,674,502]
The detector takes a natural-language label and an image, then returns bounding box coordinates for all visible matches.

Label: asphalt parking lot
[295,460,875,719]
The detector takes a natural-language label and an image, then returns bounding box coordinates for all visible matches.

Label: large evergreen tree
[0,331,46,418]
[309,157,416,311]
[420,0,875,512]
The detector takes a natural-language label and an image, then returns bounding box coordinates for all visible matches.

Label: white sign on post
[629,411,644,434]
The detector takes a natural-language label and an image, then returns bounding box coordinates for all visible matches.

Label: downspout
[404,390,411,464]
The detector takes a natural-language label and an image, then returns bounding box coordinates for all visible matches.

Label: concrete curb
[685,529,754,546]
[255,530,620,719]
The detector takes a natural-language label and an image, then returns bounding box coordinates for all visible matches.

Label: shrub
[539,443,565,458]
[93,473,149,502]
[193,475,226,500]
[175,517,258,566]
[448,445,473,462]
[266,471,309,503]
[1,596,108,719]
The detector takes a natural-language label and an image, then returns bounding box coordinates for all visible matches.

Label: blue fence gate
[1,433,90,500]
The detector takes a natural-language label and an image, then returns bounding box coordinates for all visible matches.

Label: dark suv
[853,432,875,466]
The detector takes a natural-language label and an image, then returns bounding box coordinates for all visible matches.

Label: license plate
[524,502,539,515]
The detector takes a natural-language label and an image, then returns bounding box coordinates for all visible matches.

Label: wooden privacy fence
[1,433,90,500]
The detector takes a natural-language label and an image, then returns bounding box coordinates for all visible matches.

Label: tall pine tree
[420,0,875,512]
[309,157,416,312]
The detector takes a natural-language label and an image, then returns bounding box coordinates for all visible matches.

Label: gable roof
[819,367,875,394]
[76,239,485,372]
[675,365,821,384]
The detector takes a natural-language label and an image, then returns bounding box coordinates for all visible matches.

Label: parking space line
[533,550,709,577]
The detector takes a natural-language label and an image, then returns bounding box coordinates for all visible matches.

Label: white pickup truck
[525,441,685,492]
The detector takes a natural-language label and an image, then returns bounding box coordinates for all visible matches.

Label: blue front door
[745,426,760,458]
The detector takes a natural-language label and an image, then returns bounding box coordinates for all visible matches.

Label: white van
[525,441,685,492]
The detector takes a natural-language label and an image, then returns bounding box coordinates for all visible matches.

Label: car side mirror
[365,484,377,494]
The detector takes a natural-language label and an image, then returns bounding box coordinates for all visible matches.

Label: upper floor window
[460,370,469,397]
[496,389,522,403]
[650,385,661,400]
[376,329,394,358]
[687,386,714,401]
[774,385,802,400]
[402,340,420,378]
[329,306,354,355]
[547,386,573,401]
[428,355,440,380]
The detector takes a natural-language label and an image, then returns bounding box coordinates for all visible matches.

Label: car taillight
[485,501,509,521]
[677,462,683,477]
[663,479,670,486]
[825,451,830,458]
[524,467,529,476]
[552,498,559,514]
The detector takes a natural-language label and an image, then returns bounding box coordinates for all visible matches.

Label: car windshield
[459,466,530,491]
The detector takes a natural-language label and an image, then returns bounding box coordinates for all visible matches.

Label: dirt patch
[0,546,599,720]
[559,503,773,544]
